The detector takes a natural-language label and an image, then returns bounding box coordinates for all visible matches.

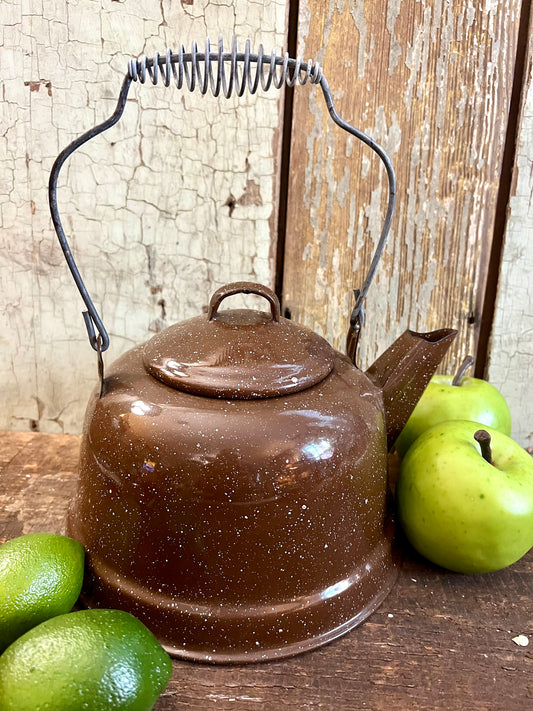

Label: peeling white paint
[349,0,370,79]
[386,0,404,75]
[1,0,286,433]
[284,0,523,420]
[488,25,533,447]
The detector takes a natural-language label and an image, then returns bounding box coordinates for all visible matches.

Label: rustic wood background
[487,5,533,446]
[1,0,287,433]
[1,0,532,446]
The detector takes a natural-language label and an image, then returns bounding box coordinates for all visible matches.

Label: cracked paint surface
[1,0,286,433]
[488,30,533,449]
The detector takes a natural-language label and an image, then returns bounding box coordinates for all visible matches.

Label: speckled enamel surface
[142,307,336,399]
[68,347,396,661]
[66,293,455,663]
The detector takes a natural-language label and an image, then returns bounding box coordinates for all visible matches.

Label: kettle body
[67,290,398,663]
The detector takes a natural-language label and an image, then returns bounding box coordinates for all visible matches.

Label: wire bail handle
[49,36,396,363]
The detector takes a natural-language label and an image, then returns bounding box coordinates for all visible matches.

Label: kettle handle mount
[49,37,396,362]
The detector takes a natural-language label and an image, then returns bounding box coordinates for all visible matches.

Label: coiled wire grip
[49,37,396,364]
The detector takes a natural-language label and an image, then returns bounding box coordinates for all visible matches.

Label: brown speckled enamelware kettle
[49,39,456,663]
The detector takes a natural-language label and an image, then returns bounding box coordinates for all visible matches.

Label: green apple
[397,420,533,574]
[394,356,511,458]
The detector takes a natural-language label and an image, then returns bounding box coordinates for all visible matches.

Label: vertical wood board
[488,10,533,448]
[283,0,521,377]
[0,0,287,433]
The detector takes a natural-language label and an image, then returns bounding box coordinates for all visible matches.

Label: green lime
[0,532,85,652]
[0,608,172,711]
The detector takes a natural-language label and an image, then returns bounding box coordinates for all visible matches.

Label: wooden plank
[0,431,35,469]
[488,8,533,449]
[1,432,532,710]
[282,0,522,378]
[0,0,287,434]
[0,432,80,543]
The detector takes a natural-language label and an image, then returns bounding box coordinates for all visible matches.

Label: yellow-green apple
[397,420,533,574]
[394,356,511,458]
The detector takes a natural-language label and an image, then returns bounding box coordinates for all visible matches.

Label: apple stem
[474,429,493,464]
[452,355,476,386]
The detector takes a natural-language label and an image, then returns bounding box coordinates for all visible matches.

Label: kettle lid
[142,282,335,399]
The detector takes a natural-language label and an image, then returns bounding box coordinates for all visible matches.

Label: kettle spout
[365,329,457,450]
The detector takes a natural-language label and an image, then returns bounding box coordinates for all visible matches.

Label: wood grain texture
[1,431,532,710]
[282,0,521,379]
[0,0,286,434]
[488,9,533,449]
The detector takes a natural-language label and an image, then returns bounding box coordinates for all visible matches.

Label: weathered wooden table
[1,431,531,710]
